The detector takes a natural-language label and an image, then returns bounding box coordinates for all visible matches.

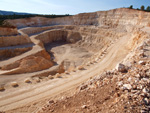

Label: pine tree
[141,5,145,11]
[146,6,150,12]
[129,5,133,9]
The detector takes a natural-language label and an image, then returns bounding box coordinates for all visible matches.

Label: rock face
[0,34,31,47]
[0,27,18,36]
[34,29,82,44]
[0,47,32,60]
[6,8,150,28]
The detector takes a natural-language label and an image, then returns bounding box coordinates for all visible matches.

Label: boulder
[116,63,128,73]
[123,84,132,90]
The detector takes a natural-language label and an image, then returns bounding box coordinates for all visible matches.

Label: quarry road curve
[0,35,130,112]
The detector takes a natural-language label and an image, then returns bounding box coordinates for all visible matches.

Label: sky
[0,0,150,15]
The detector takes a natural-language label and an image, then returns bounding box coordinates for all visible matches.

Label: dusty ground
[45,41,93,68]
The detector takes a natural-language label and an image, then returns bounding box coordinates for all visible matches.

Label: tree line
[129,5,150,12]
[0,14,71,27]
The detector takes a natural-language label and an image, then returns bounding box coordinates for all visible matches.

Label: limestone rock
[142,88,149,94]
[116,63,128,73]
[24,78,31,83]
[138,61,146,65]
[123,84,132,90]
[11,82,19,87]
[81,105,87,109]
[143,98,149,105]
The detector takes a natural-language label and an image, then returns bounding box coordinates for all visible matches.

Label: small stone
[42,107,46,111]
[77,66,85,70]
[139,52,145,57]
[142,78,149,82]
[56,73,62,78]
[140,93,146,97]
[142,88,149,94]
[135,74,140,78]
[48,75,54,79]
[81,105,87,109]
[35,77,40,83]
[131,90,137,93]
[123,84,132,90]
[132,85,137,90]
[11,82,19,87]
[65,71,69,74]
[24,78,31,83]
[80,84,88,90]
[117,81,123,87]
[141,109,147,113]
[139,45,144,50]
[127,77,132,82]
[138,61,146,65]
[47,100,54,105]
[137,85,143,90]
[143,98,149,105]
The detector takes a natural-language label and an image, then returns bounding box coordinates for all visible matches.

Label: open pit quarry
[0,8,150,113]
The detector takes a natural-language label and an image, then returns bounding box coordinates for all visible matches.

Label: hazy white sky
[0,0,150,14]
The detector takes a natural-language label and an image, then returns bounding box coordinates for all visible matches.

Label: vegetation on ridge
[129,5,150,12]
[0,14,71,27]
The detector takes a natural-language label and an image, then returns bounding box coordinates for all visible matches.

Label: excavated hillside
[0,8,149,113]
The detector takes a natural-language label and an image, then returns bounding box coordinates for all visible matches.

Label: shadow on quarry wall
[0,47,32,61]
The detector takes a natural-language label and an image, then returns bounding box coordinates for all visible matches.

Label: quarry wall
[0,34,32,47]
[0,27,18,36]
[6,8,150,28]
